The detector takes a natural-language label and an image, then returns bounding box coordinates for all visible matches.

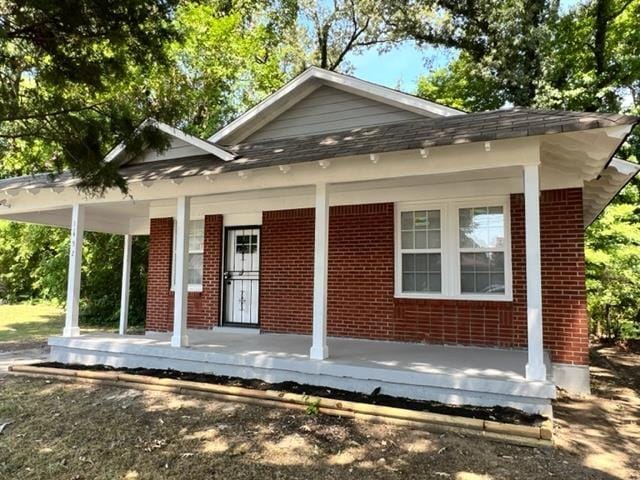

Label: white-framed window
[172,219,204,292]
[458,206,506,295]
[399,209,443,293]
[395,197,511,300]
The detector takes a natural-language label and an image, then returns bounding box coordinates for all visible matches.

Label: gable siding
[131,138,205,164]
[245,86,424,142]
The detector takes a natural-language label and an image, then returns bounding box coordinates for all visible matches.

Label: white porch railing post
[119,234,133,336]
[310,183,329,360]
[523,164,547,381]
[171,196,190,347]
[63,204,85,337]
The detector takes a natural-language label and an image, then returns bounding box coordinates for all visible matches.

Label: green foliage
[413,0,640,339]
[0,0,179,192]
[586,185,640,339]
[0,221,148,326]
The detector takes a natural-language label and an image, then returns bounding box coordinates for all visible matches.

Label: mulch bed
[36,361,546,426]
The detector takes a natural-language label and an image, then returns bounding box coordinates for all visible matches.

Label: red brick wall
[257,191,587,365]
[147,189,587,365]
[145,215,222,331]
[260,209,315,333]
[537,189,588,364]
[146,218,173,332]
[327,204,395,338]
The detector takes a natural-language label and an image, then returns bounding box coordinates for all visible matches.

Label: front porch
[48,330,555,415]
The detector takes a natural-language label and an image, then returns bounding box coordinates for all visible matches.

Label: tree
[0,0,179,192]
[387,0,558,107]
[297,0,391,71]
[413,0,640,339]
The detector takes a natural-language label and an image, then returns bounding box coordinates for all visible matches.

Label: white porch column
[171,196,190,348]
[119,234,133,336]
[63,204,85,337]
[310,183,329,360]
[523,164,547,381]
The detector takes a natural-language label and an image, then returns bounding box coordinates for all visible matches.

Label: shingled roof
[0,107,637,191]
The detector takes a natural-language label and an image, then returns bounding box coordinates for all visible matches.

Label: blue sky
[347,42,453,93]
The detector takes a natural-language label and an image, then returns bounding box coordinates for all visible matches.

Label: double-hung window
[172,219,204,292]
[399,209,442,294]
[458,206,506,295]
[396,198,510,300]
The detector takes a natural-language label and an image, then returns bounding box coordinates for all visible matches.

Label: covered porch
[48,329,555,415]
[1,113,635,415]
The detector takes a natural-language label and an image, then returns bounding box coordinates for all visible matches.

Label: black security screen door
[223,227,260,326]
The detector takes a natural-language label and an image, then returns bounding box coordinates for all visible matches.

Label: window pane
[428,273,441,292]
[189,220,204,252]
[461,273,475,293]
[401,212,413,230]
[427,210,441,229]
[459,206,504,249]
[427,230,441,249]
[414,211,427,229]
[401,231,413,249]
[402,253,441,293]
[188,253,203,285]
[402,273,415,292]
[460,252,505,294]
[402,253,414,272]
[428,254,441,271]
[400,209,441,251]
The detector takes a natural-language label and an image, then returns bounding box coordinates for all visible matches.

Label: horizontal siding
[132,138,204,164]
[246,86,424,142]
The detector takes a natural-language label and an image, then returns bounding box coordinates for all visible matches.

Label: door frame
[221,225,262,328]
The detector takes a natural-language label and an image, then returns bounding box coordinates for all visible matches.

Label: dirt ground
[0,344,638,480]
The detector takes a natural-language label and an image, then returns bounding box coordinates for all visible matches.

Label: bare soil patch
[553,343,640,480]
[0,344,637,479]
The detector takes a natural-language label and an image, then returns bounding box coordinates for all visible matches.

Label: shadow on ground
[552,344,640,480]
[1,346,637,480]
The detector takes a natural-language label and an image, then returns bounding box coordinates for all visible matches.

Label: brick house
[1,67,638,415]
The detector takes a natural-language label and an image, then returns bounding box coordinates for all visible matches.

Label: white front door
[223,227,260,326]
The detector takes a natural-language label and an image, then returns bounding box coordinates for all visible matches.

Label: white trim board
[104,119,235,165]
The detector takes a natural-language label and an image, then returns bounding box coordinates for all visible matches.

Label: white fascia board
[208,66,463,144]
[583,157,639,225]
[4,137,541,216]
[153,121,234,161]
[609,157,640,175]
[307,67,463,117]
[105,118,234,165]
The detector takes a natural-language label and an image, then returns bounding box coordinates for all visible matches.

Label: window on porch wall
[400,210,442,293]
[171,219,204,292]
[459,206,506,295]
[396,199,510,300]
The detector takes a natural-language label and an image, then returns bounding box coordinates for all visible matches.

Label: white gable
[244,86,425,143]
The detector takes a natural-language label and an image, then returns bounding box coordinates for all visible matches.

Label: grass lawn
[0,345,638,479]
[0,303,120,351]
[0,303,65,347]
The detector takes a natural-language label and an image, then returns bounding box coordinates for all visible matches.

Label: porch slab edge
[47,336,556,399]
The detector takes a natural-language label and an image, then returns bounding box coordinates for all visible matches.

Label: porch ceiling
[0,201,151,234]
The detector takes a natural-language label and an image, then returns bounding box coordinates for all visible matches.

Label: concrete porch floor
[48,330,555,415]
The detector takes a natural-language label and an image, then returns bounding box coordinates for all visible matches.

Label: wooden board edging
[7,364,552,447]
